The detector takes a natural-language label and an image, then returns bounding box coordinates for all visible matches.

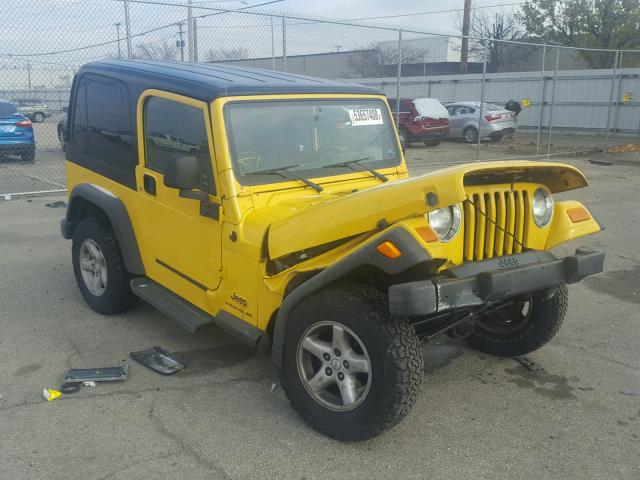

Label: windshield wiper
[323,156,388,183]
[246,164,323,192]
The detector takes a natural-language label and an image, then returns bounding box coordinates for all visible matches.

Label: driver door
[135,91,222,312]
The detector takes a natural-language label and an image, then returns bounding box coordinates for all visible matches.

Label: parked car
[61,60,604,441]
[11,98,52,123]
[387,97,449,146]
[0,99,35,161]
[445,101,517,143]
[58,108,67,151]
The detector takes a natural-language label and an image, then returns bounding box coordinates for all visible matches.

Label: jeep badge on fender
[60,60,604,441]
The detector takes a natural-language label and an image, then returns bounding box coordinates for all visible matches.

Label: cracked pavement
[0,154,639,479]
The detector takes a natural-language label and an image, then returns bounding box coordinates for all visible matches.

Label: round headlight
[428,205,462,242]
[532,188,553,227]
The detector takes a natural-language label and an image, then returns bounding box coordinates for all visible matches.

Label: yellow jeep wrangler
[60,60,604,440]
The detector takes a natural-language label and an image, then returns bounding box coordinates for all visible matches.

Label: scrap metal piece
[130,347,185,375]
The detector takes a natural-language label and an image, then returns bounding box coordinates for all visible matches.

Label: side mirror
[164,155,200,190]
[414,115,422,122]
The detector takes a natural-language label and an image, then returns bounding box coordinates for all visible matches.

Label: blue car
[0,100,35,162]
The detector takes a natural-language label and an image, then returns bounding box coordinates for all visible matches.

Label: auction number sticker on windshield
[348,108,384,126]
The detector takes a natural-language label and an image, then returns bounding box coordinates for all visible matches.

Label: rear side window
[69,74,136,188]
[144,97,215,194]
[0,102,17,114]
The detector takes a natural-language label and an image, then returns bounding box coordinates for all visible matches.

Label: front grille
[463,189,529,261]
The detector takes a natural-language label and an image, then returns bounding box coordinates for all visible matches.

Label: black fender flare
[60,183,145,275]
[271,227,429,367]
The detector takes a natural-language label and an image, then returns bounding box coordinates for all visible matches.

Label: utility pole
[27,61,32,90]
[123,0,132,59]
[187,0,194,62]
[114,22,122,59]
[460,0,471,74]
[177,22,185,61]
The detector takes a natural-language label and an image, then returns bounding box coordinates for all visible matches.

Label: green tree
[518,0,640,67]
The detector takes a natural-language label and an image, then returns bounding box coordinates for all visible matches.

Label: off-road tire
[72,217,137,315]
[466,285,568,357]
[463,126,478,144]
[280,283,424,441]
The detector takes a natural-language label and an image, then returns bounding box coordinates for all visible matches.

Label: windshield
[225,99,400,185]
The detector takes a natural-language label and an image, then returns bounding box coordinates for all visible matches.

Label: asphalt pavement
[0,155,638,479]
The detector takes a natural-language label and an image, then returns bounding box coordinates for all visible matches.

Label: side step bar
[131,277,215,333]
[130,278,270,353]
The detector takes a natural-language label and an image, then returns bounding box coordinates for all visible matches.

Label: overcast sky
[0,0,522,86]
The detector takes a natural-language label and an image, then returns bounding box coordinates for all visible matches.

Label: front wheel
[281,284,424,441]
[466,285,568,357]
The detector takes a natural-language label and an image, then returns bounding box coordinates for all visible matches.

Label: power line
[1,0,284,57]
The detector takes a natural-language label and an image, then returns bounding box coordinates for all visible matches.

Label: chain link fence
[1,0,639,197]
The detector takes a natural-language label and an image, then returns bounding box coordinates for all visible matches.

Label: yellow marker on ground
[43,388,62,402]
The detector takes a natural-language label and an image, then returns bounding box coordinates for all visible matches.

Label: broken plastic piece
[130,346,185,375]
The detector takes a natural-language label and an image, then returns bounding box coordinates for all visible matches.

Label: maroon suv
[388,97,450,147]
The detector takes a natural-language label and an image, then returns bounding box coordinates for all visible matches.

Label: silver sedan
[445,102,517,143]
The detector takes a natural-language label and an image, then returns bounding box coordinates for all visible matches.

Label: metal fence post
[546,47,560,158]
[476,43,488,161]
[604,50,619,151]
[536,45,546,158]
[270,17,276,71]
[123,0,132,59]
[193,18,198,62]
[396,29,402,129]
[613,51,623,138]
[282,17,287,72]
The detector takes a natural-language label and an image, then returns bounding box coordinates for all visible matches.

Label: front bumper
[389,248,604,317]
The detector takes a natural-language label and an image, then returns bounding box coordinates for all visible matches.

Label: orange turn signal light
[376,241,402,259]
[415,226,439,243]
[567,207,590,223]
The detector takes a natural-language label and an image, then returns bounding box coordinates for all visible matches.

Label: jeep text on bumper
[389,248,604,317]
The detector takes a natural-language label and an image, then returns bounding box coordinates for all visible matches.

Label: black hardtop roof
[79,59,380,101]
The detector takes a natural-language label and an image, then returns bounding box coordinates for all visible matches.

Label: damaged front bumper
[388,248,604,318]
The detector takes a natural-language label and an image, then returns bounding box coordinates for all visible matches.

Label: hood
[267,161,588,260]
[413,98,449,119]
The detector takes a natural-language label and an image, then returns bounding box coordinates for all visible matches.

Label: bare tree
[133,41,179,61]
[456,9,531,72]
[205,47,249,62]
[348,42,429,77]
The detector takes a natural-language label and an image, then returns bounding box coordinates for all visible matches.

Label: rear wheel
[72,217,137,315]
[399,127,411,147]
[32,112,45,123]
[280,283,423,441]
[466,285,567,357]
[463,126,478,144]
[58,126,66,151]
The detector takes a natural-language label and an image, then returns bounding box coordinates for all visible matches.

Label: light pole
[114,22,122,59]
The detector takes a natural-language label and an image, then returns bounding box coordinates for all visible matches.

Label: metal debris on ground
[130,346,185,375]
[61,365,128,393]
[44,201,67,208]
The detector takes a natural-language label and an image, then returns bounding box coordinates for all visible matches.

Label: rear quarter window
[68,73,136,189]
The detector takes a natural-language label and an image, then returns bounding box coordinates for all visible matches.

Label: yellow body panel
[65,90,601,335]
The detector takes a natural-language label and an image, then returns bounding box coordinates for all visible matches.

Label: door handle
[143,174,156,195]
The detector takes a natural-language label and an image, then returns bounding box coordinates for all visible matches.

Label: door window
[144,97,215,194]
